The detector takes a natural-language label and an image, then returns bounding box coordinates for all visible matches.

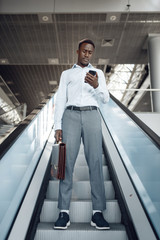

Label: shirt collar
[72,63,93,69]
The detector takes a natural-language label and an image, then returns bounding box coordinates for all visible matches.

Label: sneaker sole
[91,221,110,230]
[54,221,70,230]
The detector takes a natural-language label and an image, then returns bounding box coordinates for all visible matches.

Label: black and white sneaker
[54,212,70,230]
[91,212,110,230]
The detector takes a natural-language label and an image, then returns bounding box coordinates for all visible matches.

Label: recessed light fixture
[0,59,9,64]
[110,15,117,21]
[42,16,49,22]
[49,81,57,85]
[38,14,53,23]
[106,13,121,22]
[48,58,59,65]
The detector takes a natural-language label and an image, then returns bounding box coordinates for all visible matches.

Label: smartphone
[85,70,96,83]
[89,70,96,76]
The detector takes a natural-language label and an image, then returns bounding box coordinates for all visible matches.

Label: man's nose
[84,51,89,57]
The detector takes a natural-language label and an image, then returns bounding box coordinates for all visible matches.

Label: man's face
[77,43,94,67]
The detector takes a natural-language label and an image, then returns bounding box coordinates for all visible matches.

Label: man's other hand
[55,129,62,143]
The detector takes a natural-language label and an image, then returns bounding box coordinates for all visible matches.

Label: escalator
[0,93,160,240]
[34,134,128,240]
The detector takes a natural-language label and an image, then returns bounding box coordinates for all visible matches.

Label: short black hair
[78,39,95,49]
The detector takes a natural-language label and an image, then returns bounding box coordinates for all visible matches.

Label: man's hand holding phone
[85,70,99,89]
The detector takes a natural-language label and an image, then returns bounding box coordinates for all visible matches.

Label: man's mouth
[83,58,89,62]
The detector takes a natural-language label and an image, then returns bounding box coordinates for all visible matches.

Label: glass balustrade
[0,95,54,240]
[100,99,160,238]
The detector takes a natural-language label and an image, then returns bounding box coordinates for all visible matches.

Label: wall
[134,112,160,137]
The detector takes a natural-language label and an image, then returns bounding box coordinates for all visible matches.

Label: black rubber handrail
[110,94,160,149]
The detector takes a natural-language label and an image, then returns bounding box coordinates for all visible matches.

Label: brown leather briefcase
[51,142,66,180]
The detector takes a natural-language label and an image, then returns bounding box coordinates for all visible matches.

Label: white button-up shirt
[54,64,110,130]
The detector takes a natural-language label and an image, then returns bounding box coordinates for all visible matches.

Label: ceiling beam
[0,0,160,14]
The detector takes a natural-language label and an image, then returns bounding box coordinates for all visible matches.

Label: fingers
[85,73,94,83]
[86,72,95,79]
[85,72,98,88]
[55,130,62,143]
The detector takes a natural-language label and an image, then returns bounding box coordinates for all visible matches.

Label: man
[54,39,110,230]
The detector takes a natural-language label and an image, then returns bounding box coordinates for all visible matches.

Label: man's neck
[77,62,90,68]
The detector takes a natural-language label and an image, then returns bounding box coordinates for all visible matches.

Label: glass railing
[99,98,160,239]
[0,94,54,240]
[0,75,25,125]
[0,103,27,125]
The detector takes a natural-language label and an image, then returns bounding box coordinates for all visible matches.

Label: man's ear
[76,49,79,55]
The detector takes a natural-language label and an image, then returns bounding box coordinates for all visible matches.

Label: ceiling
[0,12,160,115]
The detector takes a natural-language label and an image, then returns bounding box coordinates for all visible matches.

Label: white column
[148,34,160,112]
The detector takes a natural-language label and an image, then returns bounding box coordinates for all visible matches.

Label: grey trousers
[58,108,106,211]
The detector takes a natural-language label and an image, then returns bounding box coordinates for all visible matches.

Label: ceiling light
[49,81,57,85]
[106,13,121,22]
[110,15,117,21]
[42,16,49,22]
[38,14,53,23]
[48,58,59,65]
[0,59,9,64]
